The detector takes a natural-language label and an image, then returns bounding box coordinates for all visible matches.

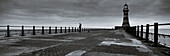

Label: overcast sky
[0,0,170,28]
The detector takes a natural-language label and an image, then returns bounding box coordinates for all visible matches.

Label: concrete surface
[0,30,169,56]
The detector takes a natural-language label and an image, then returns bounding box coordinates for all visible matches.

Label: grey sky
[0,0,170,28]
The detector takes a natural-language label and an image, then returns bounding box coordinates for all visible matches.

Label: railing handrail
[142,32,170,37]
[135,22,170,47]
[135,23,170,27]
[0,26,77,28]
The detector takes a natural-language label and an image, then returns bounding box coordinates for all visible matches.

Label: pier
[0,25,170,56]
[0,2,170,56]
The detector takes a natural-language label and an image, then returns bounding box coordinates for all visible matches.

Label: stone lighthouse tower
[122,3,130,28]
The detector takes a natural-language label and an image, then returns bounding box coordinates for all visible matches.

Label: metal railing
[0,25,86,37]
[136,23,170,47]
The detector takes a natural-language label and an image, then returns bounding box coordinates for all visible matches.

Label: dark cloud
[0,0,170,28]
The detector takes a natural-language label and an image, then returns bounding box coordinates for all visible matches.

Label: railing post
[154,23,158,46]
[83,28,84,32]
[146,24,149,42]
[84,28,86,31]
[49,26,51,34]
[33,26,35,35]
[55,27,57,33]
[134,26,136,36]
[6,25,10,37]
[21,25,25,36]
[72,27,74,32]
[60,27,62,33]
[68,27,70,33]
[42,26,44,34]
[140,25,143,39]
[65,27,67,33]
[75,27,76,32]
[137,25,139,38]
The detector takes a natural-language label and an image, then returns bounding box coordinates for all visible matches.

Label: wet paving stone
[89,45,150,56]
[0,30,169,56]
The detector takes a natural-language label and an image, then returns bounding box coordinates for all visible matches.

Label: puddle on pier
[98,39,152,52]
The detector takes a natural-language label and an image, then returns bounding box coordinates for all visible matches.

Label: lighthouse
[115,3,131,30]
[122,3,130,28]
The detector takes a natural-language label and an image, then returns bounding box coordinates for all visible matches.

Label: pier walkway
[0,30,169,56]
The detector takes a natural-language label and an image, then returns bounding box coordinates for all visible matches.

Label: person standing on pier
[79,23,82,32]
